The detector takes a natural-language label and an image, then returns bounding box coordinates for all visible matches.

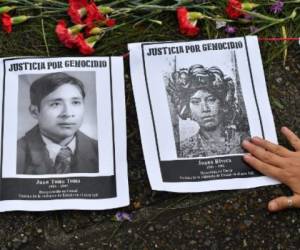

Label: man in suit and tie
[17,72,99,174]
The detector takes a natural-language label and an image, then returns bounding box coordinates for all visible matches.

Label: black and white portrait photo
[166,61,251,158]
[17,72,99,175]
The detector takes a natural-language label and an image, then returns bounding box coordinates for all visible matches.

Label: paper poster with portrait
[0,57,129,211]
[129,36,279,192]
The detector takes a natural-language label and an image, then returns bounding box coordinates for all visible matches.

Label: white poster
[0,57,129,211]
[129,36,279,192]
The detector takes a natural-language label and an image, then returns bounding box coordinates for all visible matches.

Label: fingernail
[243,153,252,160]
[268,201,278,211]
[242,140,250,146]
[251,136,261,142]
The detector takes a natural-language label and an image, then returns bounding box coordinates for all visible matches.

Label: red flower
[1,13,12,33]
[55,20,67,37]
[68,0,87,24]
[105,18,116,27]
[75,34,95,55]
[55,19,83,48]
[1,14,30,33]
[85,2,105,26]
[226,0,243,19]
[176,7,200,37]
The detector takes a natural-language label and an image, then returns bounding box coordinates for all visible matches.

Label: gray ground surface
[0,42,300,250]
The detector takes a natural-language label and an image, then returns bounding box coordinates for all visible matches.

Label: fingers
[242,140,285,168]
[250,137,292,157]
[243,153,283,180]
[281,127,300,151]
[268,195,300,212]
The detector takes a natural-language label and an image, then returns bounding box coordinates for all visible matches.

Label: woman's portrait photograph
[166,61,251,158]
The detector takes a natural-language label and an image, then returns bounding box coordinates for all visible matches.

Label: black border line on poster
[0,56,116,200]
[0,58,6,199]
[141,37,265,180]
[109,57,117,183]
[243,37,265,138]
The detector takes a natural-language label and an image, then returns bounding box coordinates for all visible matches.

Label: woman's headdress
[166,64,235,120]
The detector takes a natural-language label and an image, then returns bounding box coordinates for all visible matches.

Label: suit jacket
[17,126,99,174]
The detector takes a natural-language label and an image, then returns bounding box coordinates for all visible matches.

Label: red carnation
[105,18,116,27]
[226,0,243,19]
[55,20,68,39]
[55,20,75,48]
[85,2,105,26]
[55,20,84,48]
[68,0,87,24]
[75,34,97,55]
[1,13,12,33]
[176,7,200,37]
[1,14,29,33]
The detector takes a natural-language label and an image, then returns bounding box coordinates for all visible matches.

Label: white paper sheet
[0,56,129,211]
[129,36,279,192]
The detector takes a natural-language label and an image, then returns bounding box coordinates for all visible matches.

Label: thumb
[268,195,300,212]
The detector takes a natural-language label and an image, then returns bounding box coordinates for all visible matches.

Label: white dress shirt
[41,135,76,164]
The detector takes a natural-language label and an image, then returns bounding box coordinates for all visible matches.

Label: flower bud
[188,12,205,21]
[85,35,101,47]
[0,6,16,14]
[69,24,86,34]
[11,15,30,24]
[242,3,259,11]
[88,27,103,35]
[290,9,297,19]
[98,6,113,14]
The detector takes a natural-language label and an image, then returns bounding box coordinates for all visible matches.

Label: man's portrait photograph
[16,71,99,175]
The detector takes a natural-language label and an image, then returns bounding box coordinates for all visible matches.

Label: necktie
[54,147,72,174]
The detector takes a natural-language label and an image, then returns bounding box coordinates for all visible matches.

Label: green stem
[43,0,68,7]
[106,0,128,7]
[280,0,300,3]
[133,10,163,26]
[41,9,67,15]
[104,23,127,31]
[29,14,52,19]
[258,0,300,6]
[242,9,284,22]
[41,18,50,57]
[133,4,176,11]
[250,21,282,35]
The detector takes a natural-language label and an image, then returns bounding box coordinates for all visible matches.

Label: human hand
[242,127,300,212]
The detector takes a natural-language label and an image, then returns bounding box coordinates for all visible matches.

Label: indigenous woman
[167,64,250,157]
